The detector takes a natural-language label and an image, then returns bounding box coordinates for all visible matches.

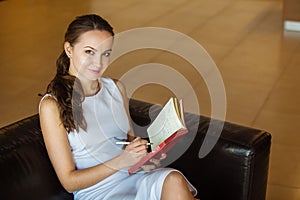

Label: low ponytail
[46,51,86,133]
[56,51,70,75]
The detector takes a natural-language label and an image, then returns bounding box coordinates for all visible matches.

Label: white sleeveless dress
[40,77,197,200]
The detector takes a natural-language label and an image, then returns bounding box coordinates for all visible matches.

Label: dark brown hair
[46,14,114,133]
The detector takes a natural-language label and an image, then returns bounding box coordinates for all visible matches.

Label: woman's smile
[89,68,101,74]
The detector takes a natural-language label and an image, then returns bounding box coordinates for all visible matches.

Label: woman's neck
[80,79,101,97]
[68,68,101,96]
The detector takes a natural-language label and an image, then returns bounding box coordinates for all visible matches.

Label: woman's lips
[89,69,100,74]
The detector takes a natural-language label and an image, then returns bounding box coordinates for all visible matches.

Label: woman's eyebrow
[84,46,112,52]
[84,46,97,51]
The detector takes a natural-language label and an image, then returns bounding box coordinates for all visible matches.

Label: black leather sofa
[0,99,271,200]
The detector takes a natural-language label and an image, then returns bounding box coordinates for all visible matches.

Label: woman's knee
[162,171,195,200]
[164,171,187,188]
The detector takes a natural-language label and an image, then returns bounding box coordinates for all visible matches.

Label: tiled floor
[1,0,300,199]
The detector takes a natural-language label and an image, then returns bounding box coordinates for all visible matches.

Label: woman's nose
[92,55,102,67]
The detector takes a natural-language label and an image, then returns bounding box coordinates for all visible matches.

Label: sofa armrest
[0,115,73,200]
[129,98,271,200]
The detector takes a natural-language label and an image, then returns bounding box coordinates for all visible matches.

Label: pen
[115,141,153,145]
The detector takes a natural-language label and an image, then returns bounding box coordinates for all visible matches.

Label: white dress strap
[38,93,57,113]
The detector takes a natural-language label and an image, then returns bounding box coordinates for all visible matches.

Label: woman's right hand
[118,137,148,167]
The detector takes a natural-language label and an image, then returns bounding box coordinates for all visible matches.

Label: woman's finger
[160,153,167,160]
[150,158,160,166]
[141,164,156,172]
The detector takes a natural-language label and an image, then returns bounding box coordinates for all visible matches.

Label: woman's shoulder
[101,77,127,98]
[101,77,118,84]
[101,77,124,90]
[114,79,126,93]
[39,94,58,113]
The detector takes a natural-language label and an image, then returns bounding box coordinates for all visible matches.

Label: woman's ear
[64,42,72,58]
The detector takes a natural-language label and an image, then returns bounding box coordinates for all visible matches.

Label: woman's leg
[161,171,195,200]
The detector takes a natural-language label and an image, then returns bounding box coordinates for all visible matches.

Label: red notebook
[128,97,188,174]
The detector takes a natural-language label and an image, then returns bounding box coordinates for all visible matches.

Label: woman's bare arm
[39,96,147,193]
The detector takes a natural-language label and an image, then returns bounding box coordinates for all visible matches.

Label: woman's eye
[85,50,95,55]
[102,51,111,57]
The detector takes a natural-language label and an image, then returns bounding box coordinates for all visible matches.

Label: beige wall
[283,0,300,21]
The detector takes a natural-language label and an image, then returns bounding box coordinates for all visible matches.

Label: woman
[39,14,197,200]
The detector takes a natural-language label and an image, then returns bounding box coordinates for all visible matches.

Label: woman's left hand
[141,153,167,172]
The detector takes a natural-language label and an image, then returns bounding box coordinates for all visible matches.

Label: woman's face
[66,30,113,81]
